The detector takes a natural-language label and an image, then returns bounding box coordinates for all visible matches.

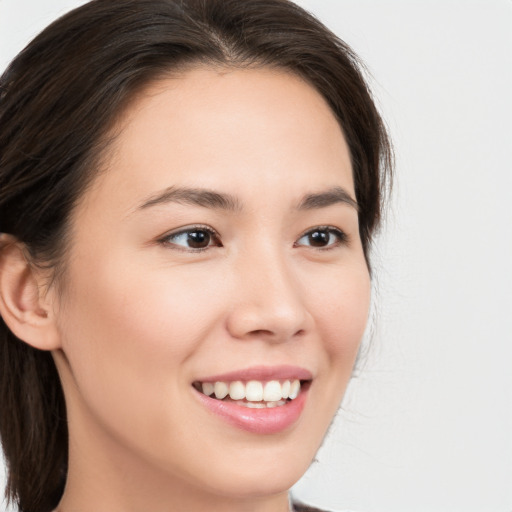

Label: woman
[0,1,392,511]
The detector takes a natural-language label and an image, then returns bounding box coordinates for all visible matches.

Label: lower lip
[193,385,309,434]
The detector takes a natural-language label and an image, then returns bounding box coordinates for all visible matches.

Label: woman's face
[53,67,370,503]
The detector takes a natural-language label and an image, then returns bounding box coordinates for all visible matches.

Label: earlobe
[0,234,61,351]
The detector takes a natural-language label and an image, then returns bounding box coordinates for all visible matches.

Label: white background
[1,1,511,511]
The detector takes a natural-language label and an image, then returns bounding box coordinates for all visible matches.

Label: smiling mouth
[192,379,310,408]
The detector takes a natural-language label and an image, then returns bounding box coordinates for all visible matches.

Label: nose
[225,247,311,343]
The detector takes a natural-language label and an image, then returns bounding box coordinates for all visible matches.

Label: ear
[0,234,61,351]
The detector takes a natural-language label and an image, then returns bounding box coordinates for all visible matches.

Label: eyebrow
[138,186,242,212]
[297,186,359,212]
[137,185,358,212]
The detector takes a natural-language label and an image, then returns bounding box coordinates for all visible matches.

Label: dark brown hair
[0,1,392,510]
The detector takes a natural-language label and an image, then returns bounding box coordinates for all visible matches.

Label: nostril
[248,329,273,337]
[245,328,305,343]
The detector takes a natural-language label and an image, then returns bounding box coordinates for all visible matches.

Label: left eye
[162,227,221,250]
[295,227,347,249]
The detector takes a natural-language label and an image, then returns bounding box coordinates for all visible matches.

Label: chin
[203,466,303,499]
[187,443,315,499]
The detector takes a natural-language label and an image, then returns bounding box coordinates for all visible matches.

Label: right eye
[160,226,222,251]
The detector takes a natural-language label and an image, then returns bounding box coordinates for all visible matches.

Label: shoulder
[293,502,332,512]
[293,502,359,512]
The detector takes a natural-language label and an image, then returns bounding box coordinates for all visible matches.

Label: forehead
[81,66,354,216]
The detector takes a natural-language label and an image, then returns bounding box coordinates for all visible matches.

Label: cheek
[62,252,218,353]
[308,261,371,362]
[291,260,370,456]
[303,260,370,427]
[55,253,223,431]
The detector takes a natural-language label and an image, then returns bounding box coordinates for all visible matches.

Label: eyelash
[158,224,222,253]
[158,225,348,252]
[294,225,349,250]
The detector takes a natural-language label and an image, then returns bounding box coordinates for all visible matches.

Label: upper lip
[194,365,313,383]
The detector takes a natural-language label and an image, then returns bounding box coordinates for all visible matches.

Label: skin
[36,67,370,512]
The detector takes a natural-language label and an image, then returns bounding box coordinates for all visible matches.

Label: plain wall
[1,1,511,511]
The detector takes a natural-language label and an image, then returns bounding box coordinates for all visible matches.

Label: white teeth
[234,399,287,409]
[244,401,266,409]
[245,380,263,401]
[198,379,304,402]
[281,380,290,399]
[288,379,300,399]
[229,381,245,400]
[214,381,229,399]
[263,380,282,402]
[202,382,214,396]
